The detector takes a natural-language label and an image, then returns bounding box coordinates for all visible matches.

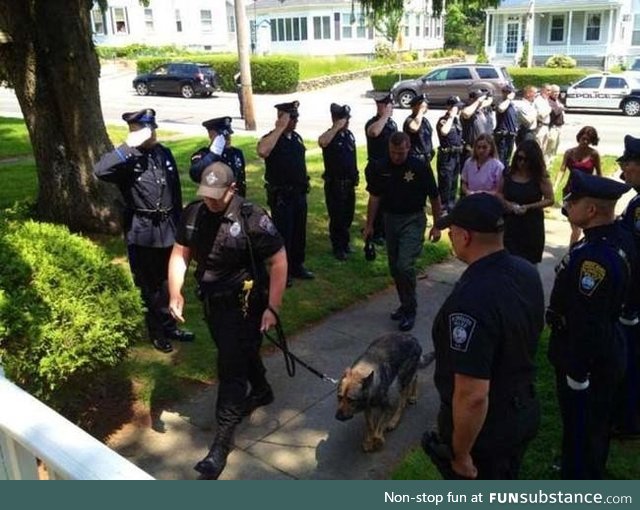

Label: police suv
[563,72,640,116]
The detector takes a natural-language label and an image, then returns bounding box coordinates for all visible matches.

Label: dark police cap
[616,135,640,163]
[122,108,157,129]
[436,193,505,233]
[275,100,299,117]
[374,93,393,104]
[202,116,234,136]
[409,93,428,107]
[446,95,465,108]
[502,84,515,93]
[563,170,631,201]
[330,103,351,119]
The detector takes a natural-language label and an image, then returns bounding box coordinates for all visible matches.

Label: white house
[485,0,640,68]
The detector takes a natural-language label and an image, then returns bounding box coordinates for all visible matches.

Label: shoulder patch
[258,214,278,236]
[578,260,606,296]
[449,313,477,352]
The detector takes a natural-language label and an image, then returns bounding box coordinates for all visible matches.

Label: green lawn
[297,56,387,80]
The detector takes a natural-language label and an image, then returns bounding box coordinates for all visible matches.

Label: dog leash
[263,306,338,385]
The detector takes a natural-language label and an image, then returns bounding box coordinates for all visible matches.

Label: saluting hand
[169,294,185,323]
[210,134,226,156]
[125,127,152,148]
[333,118,348,130]
[275,113,290,131]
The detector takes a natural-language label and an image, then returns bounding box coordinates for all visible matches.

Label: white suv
[565,72,640,116]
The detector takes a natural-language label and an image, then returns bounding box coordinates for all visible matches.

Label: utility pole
[234,0,256,130]
[527,0,535,68]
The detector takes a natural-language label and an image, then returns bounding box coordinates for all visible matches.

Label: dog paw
[371,436,385,451]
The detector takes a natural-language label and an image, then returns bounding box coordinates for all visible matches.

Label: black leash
[263,306,338,385]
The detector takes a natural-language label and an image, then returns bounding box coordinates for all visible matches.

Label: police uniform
[403,94,435,163]
[429,194,544,479]
[436,96,465,213]
[321,103,359,260]
[365,93,398,243]
[547,171,635,479]
[190,116,247,197]
[460,91,488,166]
[366,151,439,330]
[261,101,312,279]
[175,164,284,479]
[613,135,640,436]
[493,85,518,168]
[94,108,190,352]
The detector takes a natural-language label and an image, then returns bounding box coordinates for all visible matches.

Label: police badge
[449,313,477,353]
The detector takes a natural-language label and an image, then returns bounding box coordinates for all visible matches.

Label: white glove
[125,127,152,148]
[566,375,589,391]
[210,134,226,156]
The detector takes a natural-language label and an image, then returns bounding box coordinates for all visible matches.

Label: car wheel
[135,83,149,96]
[181,84,195,99]
[622,99,640,116]
[397,90,416,109]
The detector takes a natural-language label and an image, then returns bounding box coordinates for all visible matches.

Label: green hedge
[136,55,299,94]
[0,218,144,415]
[371,68,431,91]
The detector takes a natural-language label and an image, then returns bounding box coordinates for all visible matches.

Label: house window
[144,9,154,32]
[111,7,129,34]
[585,13,602,41]
[201,10,212,32]
[313,16,330,39]
[632,14,640,45]
[228,15,236,33]
[91,6,106,35]
[404,14,410,37]
[549,14,565,42]
[436,17,442,38]
[175,10,182,32]
[356,15,366,38]
[415,14,421,37]
[342,13,352,38]
[270,17,308,42]
[424,22,430,38]
[285,18,293,40]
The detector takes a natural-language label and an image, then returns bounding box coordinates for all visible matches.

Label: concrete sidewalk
[109,213,582,480]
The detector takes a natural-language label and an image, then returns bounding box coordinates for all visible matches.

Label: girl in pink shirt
[461,134,504,195]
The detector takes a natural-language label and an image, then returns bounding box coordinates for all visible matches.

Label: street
[1,70,637,155]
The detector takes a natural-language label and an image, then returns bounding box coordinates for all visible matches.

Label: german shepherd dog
[335,333,423,452]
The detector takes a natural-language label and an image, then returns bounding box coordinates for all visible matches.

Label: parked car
[132,62,219,99]
[390,63,514,108]
[563,73,640,116]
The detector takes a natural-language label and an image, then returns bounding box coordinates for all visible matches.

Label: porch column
[485,12,490,52]
[566,10,573,55]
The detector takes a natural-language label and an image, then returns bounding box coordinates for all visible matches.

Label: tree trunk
[0,0,121,233]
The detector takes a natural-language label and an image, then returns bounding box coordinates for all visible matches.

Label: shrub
[374,42,395,61]
[476,47,489,64]
[507,67,589,89]
[0,218,144,415]
[518,42,529,68]
[370,68,427,91]
[429,48,466,59]
[545,54,577,69]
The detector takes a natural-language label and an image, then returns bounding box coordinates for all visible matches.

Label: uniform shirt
[436,114,463,149]
[619,192,640,316]
[482,106,495,133]
[433,249,544,419]
[175,195,284,293]
[365,155,438,214]
[495,102,518,134]
[461,110,486,146]
[365,115,398,162]
[402,116,434,157]
[189,146,247,197]
[94,142,182,248]
[461,157,504,193]
[262,130,308,189]
[321,129,358,182]
[548,222,635,380]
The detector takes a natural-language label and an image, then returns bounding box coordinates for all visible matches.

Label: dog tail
[418,350,436,369]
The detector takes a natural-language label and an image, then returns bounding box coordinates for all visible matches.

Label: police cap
[330,103,351,119]
[122,108,157,129]
[563,170,631,202]
[446,95,465,108]
[502,84,515,93]
[275,101,299,118]
[374,93,393,105]
[468,90,483,100]
[616,135,640,163]
[202,116,234,136]
[409,93,428,107]
[435,193,505,233]
[197,162,235,199]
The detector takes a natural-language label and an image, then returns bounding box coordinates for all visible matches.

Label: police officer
[547,171,635,479]
[190,116,247,197]
[257,101,313,286]
[613,135,640,437]
[363,132,441,332]
[460,91,492,167]
[168,162,287,480]
[436,96,465,214]
[94,108,194,353]
[365,93,398,245]
[318,103,359,261]
[403,93,435,169]
[493,84,518,169]
[425,193,544,479]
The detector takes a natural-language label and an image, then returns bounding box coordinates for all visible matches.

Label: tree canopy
[358,0,500,17]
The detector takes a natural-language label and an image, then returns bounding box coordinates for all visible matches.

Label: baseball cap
[436,193,505,233]
[197,162,235,199]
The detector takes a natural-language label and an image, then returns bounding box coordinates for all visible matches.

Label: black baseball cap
[436,193,505,233]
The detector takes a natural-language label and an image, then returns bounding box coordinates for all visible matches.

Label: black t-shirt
[365,115,398,162]
[321,129,358,182]
[365,155,438,214]
[263,130,307,188]
[403,116,433,156]
[175,196,284,292]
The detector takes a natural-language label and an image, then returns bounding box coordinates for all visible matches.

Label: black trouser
[267,188,308,274]
[203,291,268,429]
[324,179,356,253]
[235,84,244,119]
[614,324,640,434]
[127,244,176,341]
[555,369,619,479]
[437,150,461,213]
[494,131,516,169]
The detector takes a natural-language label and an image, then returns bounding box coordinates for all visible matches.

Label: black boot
[194,427,235,480]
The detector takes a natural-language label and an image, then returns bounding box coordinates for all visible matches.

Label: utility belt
[493,129,516,138]
[132,207,173,221]
[265,182,309,195]
[438,146,464,154]
[200,279,267,317]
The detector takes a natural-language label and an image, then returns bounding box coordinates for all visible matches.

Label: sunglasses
[516,154,528,162]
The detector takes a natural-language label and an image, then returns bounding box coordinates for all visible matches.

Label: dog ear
[362,371,374,389]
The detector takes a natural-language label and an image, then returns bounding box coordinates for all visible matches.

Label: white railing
[0,367,153,480]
